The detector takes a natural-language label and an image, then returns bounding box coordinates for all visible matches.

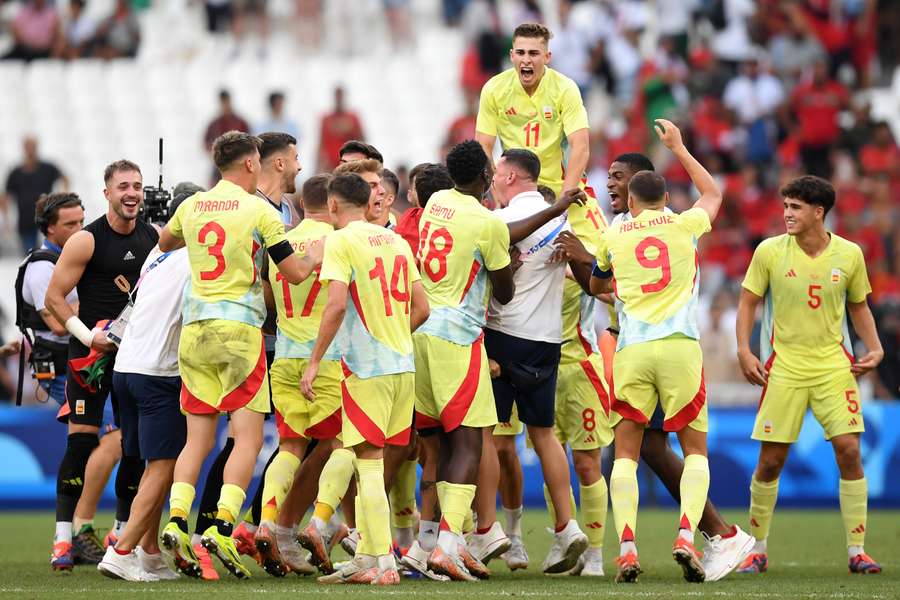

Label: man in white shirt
[99,184,197,582]
[476,149,589,574]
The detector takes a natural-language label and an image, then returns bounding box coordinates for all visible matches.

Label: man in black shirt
[2,136,68,254]
[45,159,158,571]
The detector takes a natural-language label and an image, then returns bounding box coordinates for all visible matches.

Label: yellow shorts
[341,364,414,449]
[610,337,707,433]
[179,320,270,415]
[555,356,614,450]
[493,406,523,436]
[753,371,863,443]
[413,333,497,432]
[270,358,342,440]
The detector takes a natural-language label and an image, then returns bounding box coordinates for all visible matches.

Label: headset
[34,194,83,235]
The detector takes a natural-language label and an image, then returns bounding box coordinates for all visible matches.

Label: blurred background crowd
[0,0,898,402]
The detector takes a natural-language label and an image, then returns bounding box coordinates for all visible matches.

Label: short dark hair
[339,140,384,164]
[537,185,556,205]
[268,91,284,109]
[212,130,262,171]
[219,89,230,101]
[301,174,331,210]
[613,153,655,174]
[103,159,141,183]
[169,182,204,220]
[409,162,433,187]
[780,175,835,215]
[628,170,667,204]
[35,192,82,234]
[446,140,487,186]
[415,164,453,207]
[513,23,552,43]
[381,168,399,196]
[327,173,370,207]
[501,148,541,180]
[258,132,297,162]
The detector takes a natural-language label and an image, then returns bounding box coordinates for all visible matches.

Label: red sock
[476,526,492,535]
[721,525,738,539]
[114,546,130,556]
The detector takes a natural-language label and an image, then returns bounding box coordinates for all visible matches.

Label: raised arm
[475,132,497,174]
[562,128,590,194]
[654,119,723,222]
[735,288,767,386]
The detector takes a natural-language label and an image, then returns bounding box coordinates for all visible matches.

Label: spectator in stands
[859,123,900,179]
[709,0,757,68]
[723,54,784,166]
[204,0,232,34]
[92,0,141,59]
[699,287,743,384]
[317,86,364,172]
[254,91,301,142]
[786,58,848,179]
[606,6,644,106]
[56,0,96,60]
[1,136,68,255]
[384,0,413,49]
[1,0,61,62]
[550,0,603,100]
[839,101,876,158]
[442,100,477,158]
[768,5,825,88]
[203,90,250,184]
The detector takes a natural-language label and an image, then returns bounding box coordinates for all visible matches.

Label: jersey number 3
[198,221,226,280]
[635,236,672,293]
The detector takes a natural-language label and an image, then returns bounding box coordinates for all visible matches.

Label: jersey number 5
[635,236,672,293]
[807,284,822,309]
[370,255,410,316]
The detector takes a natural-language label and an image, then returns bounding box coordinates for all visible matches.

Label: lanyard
[129,251,172,300]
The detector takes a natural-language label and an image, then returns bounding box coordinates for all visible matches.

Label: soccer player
[339,140,384,165]
[334,159,387,236]
[589,120,722,584]
[300,172,430,585]
[735,175,884,575]
[156,131,321,579]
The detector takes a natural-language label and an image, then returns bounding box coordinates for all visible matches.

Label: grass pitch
[1,509,898,599]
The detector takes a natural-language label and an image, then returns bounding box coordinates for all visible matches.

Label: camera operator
[44,160,159,571]
[99,182,199,581]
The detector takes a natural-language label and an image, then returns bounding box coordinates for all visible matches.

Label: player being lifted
[590,120,722,584]
[300,173,430,585]
[156,131,321,579]
[735,176,883,575]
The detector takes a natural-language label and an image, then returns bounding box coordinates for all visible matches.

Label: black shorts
[113,371,186,460]
[483,328,561,428]
[65,340,118,428]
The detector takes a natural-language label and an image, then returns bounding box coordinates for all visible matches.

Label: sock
[436,481,476,536]
[542,483,577,526]
[72,517,93,532]
[389,459,418,532]
[216,483,247,534]
[610,458,639,552]
[55,521,72,544]
[357,459,392,557]
[56,432,98,522]
[114,456,145,523]
[504,506,523,538]
[462,507,475,534]
[418,520,439,552]
[580,478,608,549]
[247,448,279,527]
[353,494,372,556]
[749,476,779,544]
[316,449,355,517]
[195,437,233,535]
[839,478,868,550]
[260,451,301,524]
[678,454,710,537]
[169,481,196,521]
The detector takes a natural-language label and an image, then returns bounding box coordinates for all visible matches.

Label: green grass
[2,509,899,599]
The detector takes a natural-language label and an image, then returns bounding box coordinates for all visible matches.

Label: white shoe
[467,521,512,564]
[340,528,359,557]
[278,530,316,576]
[400,540,450,581]
[98,546,159,581]
[502,535,529,571]
[701,526,756,582]
[136,546,179,580]
[542,520,589,574]
[579,547,604,576]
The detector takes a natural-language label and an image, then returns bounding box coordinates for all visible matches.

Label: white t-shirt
[486,191,568,343]
[114,247,190,377]
[22,255,78,344]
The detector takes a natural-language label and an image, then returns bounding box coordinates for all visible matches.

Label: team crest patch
[831,268,841,283]
[75,399,86,415]
[543,105,553,120]
[763,420,773,434]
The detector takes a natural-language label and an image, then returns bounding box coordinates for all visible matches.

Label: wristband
[65,316,94,347]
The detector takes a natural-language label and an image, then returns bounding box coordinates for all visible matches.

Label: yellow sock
[610,458,639,543]
[169,482,195,520]
[749,476,779,542]
[678,454,709,533]
[839,478,868,548]
[316,449,355,514]
[542,484,577,526]
[216,483,246,525]
[260,451,301,523]
[389,459,418,529]
[462,507,475,533]
[353,493,375,556]
[436,481,476,535]
[357,458,391,556]
[580,478,608,548]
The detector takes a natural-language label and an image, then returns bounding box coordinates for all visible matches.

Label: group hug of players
[39,22,884,585]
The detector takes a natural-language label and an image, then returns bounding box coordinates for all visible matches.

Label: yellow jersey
[416,188,511,345]
[169,179,287,327]
[319,220,420,378]
[594,207,711,350]
[742,233,871,386]
[560,278,601,365]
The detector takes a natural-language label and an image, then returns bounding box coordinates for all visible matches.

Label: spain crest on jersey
[543,105,553,120]
[831,268,841,283]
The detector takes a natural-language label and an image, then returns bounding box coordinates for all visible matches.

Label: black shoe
[72,525,106,565]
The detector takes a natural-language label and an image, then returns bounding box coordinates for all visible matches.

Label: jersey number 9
[635,236,672,293]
